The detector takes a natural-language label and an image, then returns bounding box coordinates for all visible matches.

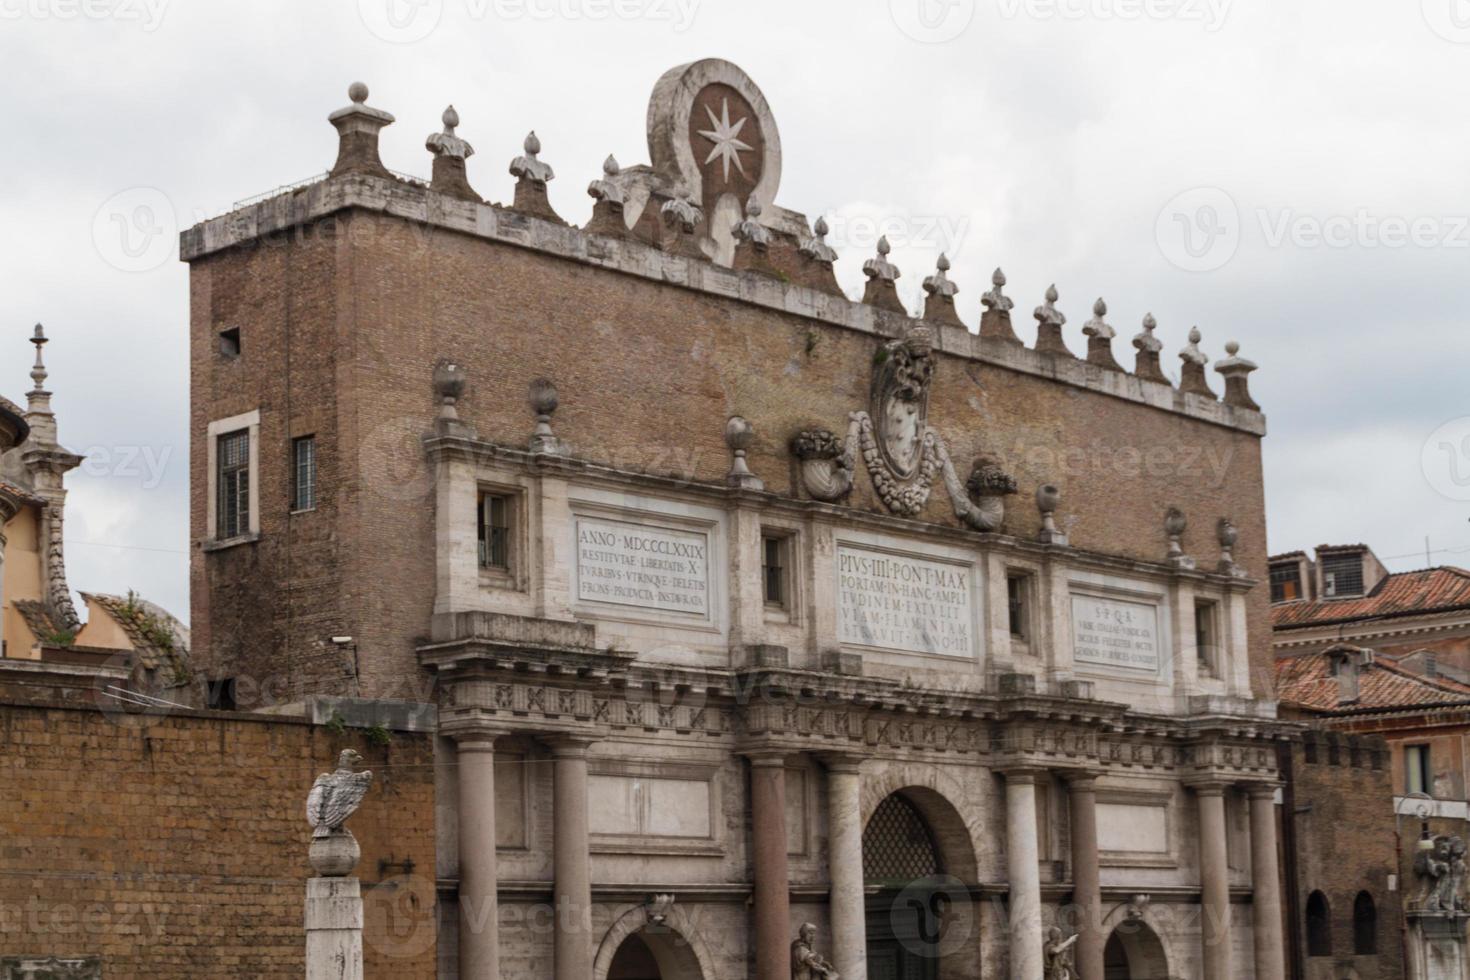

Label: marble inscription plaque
[1071,594,1161,672]
[837,545,973,657]
[576,517,709,616]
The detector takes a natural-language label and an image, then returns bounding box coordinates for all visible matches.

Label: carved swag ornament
[792,326,1015,529]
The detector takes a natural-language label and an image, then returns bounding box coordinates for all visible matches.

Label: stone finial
[1164,507,1195,569]
[661,195,703,233]
[528,378,568,456]
[1178,327,1217,398]
[979,268,1022,344]
[587,154,625,205]
[432,360,470,436]
[1217,517,1240,572]
[1132,313,1169,384]
[1036,483,1068,546]
[508,130,565,223]
[425,105,480,203]
[1214,340,1260,411]
[861,236,907,314]
[922,254,964,326]
[798,215,839,264]
[1033,284,1075,357]
[509,130,554,185]
[863,236,900,283]
[29,323,49,397]
[1082,297,1123,372]
[732,195,773,252]
[328,81,395,179]
[724,416,763,491]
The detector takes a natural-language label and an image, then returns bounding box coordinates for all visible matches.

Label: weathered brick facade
[0,690,437,979]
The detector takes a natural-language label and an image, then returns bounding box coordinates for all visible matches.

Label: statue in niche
[791,922,840,980]
[1044,927,1078,980]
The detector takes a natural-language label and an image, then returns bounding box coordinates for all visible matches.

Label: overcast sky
[3,0,1469,623]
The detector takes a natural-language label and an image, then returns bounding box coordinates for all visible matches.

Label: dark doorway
[863,793,944,980]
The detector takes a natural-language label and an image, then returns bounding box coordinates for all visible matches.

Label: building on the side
[1274,544,1470,980]
[182,60,1292,980]
[0,326,189,694]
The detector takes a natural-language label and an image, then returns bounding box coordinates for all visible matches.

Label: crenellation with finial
[724,416,763,491]
[979,268,1021,344]
[1132,313,1169,384]
[328,82,395,180]
[921,254,964,327]
[1178,327,1217,398]
[731,195,773,252]
[659,193,706,258]
[509,131,565,224]
[1214,341,1260,411]
[1082,298,1122,372]
[861,236,907,315]
[1033,284,1075,357]
[425,105,481,203]
[584,154,635,239]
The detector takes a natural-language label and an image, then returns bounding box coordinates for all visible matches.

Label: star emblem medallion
[697,97,754,183]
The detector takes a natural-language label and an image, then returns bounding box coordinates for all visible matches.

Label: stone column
[750,753,792,980]
[550,737,595,980]
[1004,769,1044,980]
[1247,784,1286,980]
[457,736,500,980]
[1066,773,1104,980]
[825,755,867,980]
[305,877,363,980]
[1193,781,1232,980]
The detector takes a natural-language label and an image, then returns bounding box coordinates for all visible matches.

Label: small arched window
[1306,890,1332,957]
[1354,891,1378,955]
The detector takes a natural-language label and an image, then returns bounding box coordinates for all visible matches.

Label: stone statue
[1044,927,1078,980]
[791,922,840,980]
[306,748,373,877]
[1451,837,1468,911]
[1415,835,1453,910]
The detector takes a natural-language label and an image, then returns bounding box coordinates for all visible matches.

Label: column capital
[742,750,790,769]
[1061,768,1104,788]
[543,733,597,757]
[1184,777,1230,796]
[1243,781,1282,800]
[999,766,1045,784]
[818,752,865,774]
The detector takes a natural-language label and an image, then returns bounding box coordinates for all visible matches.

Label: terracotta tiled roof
[81,592,190,674]
[0,479,42,507]
[1271,566,1470,630]
[10,599,58,642]
[1274,647,1470,714]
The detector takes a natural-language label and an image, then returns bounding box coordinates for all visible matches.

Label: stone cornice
[183,173,1266,437]
[423,432,1260,594]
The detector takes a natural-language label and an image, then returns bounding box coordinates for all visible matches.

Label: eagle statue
[306,748,373,839]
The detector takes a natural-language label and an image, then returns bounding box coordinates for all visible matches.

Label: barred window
[1269,563,1301,602]
[1322,552,1365,597]
[292,435,317,512]
[762,534,789,608]
[217,429,250,539]
[478,494,511,570]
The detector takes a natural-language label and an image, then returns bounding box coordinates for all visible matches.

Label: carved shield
[870,331,934,479]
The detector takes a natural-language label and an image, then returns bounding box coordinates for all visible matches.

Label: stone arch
[1102,918,1170,979]
[1099,904,1174,980]
[858,764,981,883]
[593,906,715,980]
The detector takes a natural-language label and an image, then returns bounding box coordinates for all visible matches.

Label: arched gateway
[1102,920,1170,979]
[862,788,981,980]
[599,924,707,980]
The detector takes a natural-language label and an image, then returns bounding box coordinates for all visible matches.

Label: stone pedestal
[1407,911,1470,980]
[305,877,363,980]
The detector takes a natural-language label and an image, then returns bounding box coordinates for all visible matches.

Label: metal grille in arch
[862,793,943,885]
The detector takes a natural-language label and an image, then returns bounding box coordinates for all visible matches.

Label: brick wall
[0,697,437,979]
[188,208,1272,702]
[1284,731,1404,980]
